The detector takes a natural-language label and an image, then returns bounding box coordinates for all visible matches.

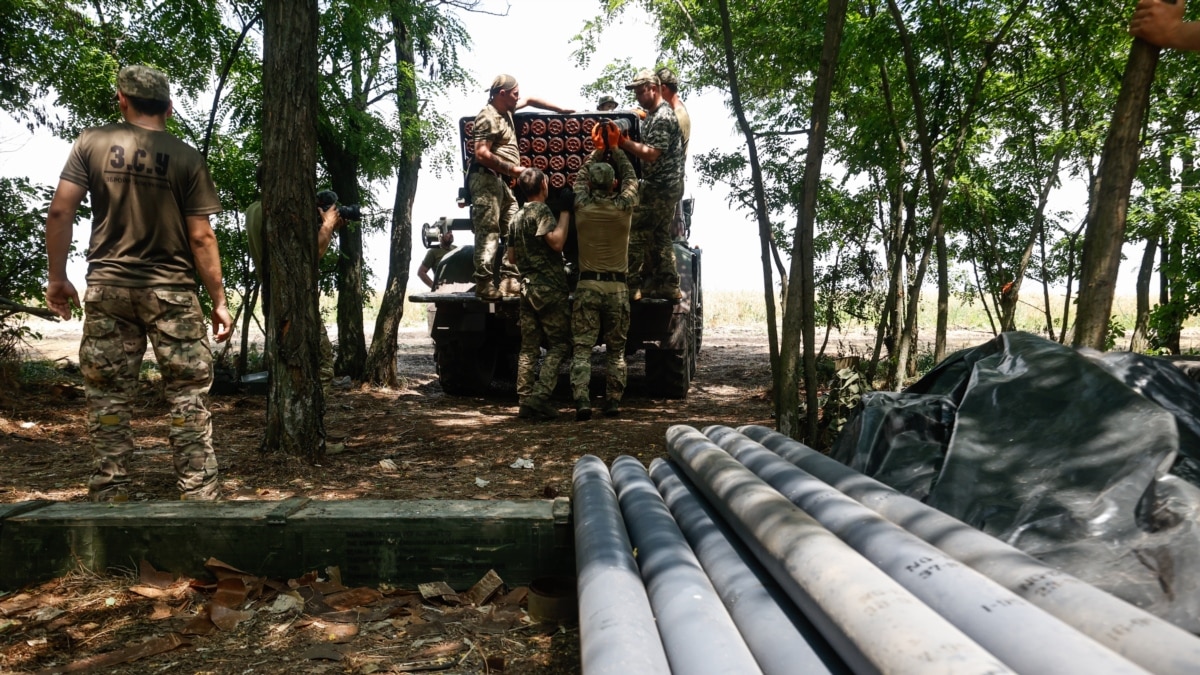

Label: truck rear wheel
[645,336,691,399]
[436,340,497,396]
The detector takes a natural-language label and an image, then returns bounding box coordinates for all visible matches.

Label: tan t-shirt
[472,103,519,166]
[674,102,691,158]
[574,150,638,274]
[60,122,222,287]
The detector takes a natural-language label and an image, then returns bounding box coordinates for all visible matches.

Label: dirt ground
[0,320,781,674]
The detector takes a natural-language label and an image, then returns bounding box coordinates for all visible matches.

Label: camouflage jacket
[639,101,684,193]
[509,201,568,295]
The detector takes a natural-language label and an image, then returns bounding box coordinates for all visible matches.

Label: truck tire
[436,340,497,396]
[645,335,691,399]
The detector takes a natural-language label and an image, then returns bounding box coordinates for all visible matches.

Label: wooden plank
[0,499,574,591]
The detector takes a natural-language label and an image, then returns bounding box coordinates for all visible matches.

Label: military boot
[603,399,620,418]
[575,399,592,422]
[499,276,522,297]
[476,281,501,301]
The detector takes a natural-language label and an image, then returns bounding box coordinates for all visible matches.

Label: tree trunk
[262,0,325,460]
[775,0,847,441]
[365,1,421,387]
[1129,232,1158,352]
[717,0,781,416]
[1072,38,1162,350]
[934,229,947,360]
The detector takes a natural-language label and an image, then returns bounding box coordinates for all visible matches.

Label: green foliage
[0,178,63,305]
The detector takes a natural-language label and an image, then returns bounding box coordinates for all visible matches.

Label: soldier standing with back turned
[570,147,639,420]
[44,65,232,501]
[507,168,571,421]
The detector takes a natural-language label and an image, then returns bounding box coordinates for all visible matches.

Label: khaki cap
[118,65,170,101]
[655,66,679,87]
[625,69,659,90]
[587,162,615,191]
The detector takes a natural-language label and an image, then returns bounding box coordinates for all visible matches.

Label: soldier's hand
[211,305,234,343]
[45,279,79,320]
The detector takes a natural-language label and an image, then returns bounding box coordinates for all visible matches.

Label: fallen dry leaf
[33,632,189,674]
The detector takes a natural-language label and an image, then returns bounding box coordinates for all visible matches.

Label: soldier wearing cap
[44,64,231,501]
[505,167,571,421]
[569,148,639,420]
[596,95,618,111]
[469,74,572,300]
[618,68,685,301]
[656,66,692,242]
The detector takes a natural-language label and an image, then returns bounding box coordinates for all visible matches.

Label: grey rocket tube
[738,424,1200,675]
[648,458,849,675]
[572,454,670,675]
[706,425,1147,675]
[665,425,1014,675]
[610,455,762,674]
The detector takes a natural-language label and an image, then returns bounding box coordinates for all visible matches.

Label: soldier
[470,74,572,300]
[656,66,693,241]
[418,229,456,289]
[619,69,684,301]
[44,65,232,501]
[245,169,343,394]
[570,147,639,420]
[597,95,618,111]
[506,168,571,420]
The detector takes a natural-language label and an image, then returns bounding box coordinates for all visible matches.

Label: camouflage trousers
[469,172,520,288]
[517,286,572,403]
[319,323,334,395]
[628,188,682,292]
[570,283,630,403]
[80,285,219,500]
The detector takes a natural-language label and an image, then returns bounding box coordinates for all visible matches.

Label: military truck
[408,111,702,399]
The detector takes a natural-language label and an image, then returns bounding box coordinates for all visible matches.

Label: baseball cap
[118,65,170,101]
[625,69,659,90]
[655,66,679,87]
[587,162,615,191]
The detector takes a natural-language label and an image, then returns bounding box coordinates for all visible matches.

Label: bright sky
[0,0,765,296]
[0,0,1141,299]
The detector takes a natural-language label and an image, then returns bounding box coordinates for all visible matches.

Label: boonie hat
[118,65,170,101]
[587,162,615,191]
[597,95,617,109]
[625,69,659,90]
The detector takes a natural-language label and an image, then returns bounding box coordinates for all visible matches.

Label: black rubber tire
[436,340,497,396]
[645,338,691,399]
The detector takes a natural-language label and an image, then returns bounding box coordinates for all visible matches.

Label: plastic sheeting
[832,331,1200,633]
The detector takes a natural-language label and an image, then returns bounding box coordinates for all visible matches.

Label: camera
[316,189,362,222]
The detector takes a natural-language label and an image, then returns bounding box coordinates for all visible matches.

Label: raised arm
[517,96,575,114]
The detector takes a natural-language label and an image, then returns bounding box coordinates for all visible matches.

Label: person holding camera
[44,65,231,502]
[469,74,572,300]
[619,69,685,301]
[506,167,571,421]
[244,184,344,394]
[570,148,639,420]
[418,229,456,289]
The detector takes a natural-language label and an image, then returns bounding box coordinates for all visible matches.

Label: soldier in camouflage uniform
[470,74,572,300]
[506,168,571,420]
[619,69,685,301]
[570,148,638,420]
[44,65,232,501]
